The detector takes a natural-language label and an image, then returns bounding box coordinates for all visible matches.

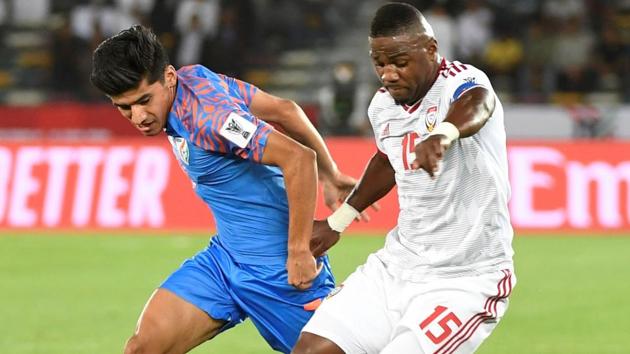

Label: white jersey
[368,58,513,280]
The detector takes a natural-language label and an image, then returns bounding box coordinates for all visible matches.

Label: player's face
[369,34,437,104]
[110,66,177,136]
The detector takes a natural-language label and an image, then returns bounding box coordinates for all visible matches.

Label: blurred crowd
[0,0,627,107]
[414,0,630,104]
[0,0,351,103]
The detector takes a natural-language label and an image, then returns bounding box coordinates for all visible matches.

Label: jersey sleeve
[218,74,258,106]
[189,90,272,162]
[444,64,494,104]
[367,91,388,155]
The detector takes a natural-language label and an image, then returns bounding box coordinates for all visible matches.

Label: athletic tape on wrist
[327,202,360,233]
[429,121,460,144]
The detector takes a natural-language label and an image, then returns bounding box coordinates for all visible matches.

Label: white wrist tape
[327,202,360,233]
[429,122,460,145]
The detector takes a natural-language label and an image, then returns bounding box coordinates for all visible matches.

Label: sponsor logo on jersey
[167,135,190,165]
[220,112,257,148]
[425,106,438,132]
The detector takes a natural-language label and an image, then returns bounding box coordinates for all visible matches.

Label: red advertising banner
[0,139,628,233]
[508,141,630,233]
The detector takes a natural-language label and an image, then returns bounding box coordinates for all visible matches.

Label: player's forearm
[283,146,318,253]
[259,98,340,181]
[278,100,340,181]
[250,91,340,181]
[444,87,495,138]
[346,151,396,212]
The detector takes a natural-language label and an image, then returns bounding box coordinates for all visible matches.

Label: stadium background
[1,0,629,353]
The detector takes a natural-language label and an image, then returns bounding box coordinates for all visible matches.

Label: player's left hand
[411,135,451,178]
[322,172,380,221]
[287,249,324,291]
[310,219,340,257]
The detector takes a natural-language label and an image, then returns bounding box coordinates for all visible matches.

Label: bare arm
[310,150,395,257]
[346,151,396,212]
[443,86,495,137]
[250,88,377,217]
[261,129,321,290]
[250,89,339,181]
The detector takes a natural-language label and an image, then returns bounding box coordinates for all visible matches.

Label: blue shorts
[160,237,335,353]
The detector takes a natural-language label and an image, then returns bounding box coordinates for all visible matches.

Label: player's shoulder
[368,87,396,113]
[178,64,216,79]
[439,59,487,83]
[178,65,227,91]
[438,59,493,100]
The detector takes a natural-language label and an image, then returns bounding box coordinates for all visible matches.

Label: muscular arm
[250,89,339,181]
[250,89,373,215]
[261,130,320,289]
[261,130,317,253]
[443,86,495,137]
[346,151,396,212]
[309,150,394,257]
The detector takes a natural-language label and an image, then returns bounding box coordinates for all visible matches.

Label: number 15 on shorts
[420,305,462,344]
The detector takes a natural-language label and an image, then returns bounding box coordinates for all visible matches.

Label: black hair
[90,25,169,96]
[370,2,424,37]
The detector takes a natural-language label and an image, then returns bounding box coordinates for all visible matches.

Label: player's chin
[138,127,159,136]
[388,88,410,102]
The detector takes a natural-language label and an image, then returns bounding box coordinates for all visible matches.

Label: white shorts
[302,254,515,354]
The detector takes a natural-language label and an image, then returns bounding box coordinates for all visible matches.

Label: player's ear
[426,38,438,61]
[164,65,177,88]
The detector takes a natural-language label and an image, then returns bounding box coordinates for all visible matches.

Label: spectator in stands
[521,19,555,102]
[483,23,524,95]
[551,16,597,94]
[174,0,220,41]
[70,0,137,42]
[594,22,624,94]
[455,0,492,66]
[49,16,91,101]
[204,5,244,77]
[175,13,206,67]
[425,3,455,60]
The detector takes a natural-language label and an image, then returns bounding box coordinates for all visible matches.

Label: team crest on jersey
[167,136,190,165]
[425,106,438,132]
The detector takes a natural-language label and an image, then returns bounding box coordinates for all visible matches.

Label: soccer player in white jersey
[293,3,516,354]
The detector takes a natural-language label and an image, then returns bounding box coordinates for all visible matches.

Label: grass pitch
[1,233,629,353]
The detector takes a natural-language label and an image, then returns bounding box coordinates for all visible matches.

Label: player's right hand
[411,135,449,178]
[310,219,340,258]
[287,249,323,290]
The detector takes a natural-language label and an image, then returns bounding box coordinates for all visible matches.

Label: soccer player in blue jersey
[90,25,358,354]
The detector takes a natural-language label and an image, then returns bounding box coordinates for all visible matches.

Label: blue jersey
[165,65,290,265]
[161,65,335,353]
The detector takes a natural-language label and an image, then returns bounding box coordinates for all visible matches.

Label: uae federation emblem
[425,106,438,132]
